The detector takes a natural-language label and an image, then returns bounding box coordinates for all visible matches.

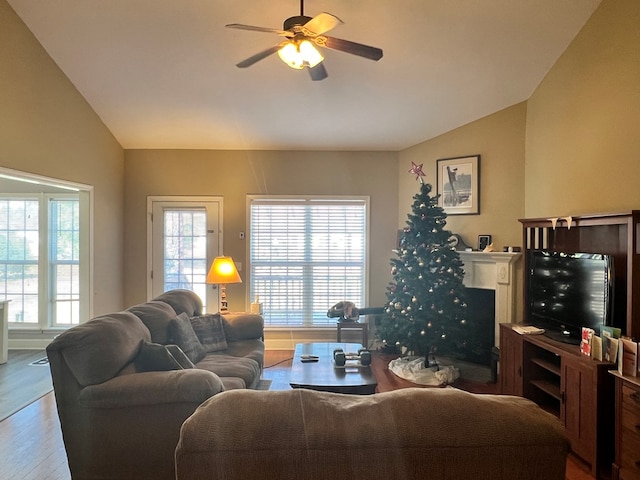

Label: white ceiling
[7,0,602,151]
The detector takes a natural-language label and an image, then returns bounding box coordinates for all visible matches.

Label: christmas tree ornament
[409,162,426,181]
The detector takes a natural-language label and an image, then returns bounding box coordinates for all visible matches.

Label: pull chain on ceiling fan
[226,0,383,81]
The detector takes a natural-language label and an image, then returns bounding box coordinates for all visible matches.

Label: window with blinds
[249,197,368,326]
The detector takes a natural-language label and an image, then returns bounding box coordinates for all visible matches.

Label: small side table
[336,321,368,347]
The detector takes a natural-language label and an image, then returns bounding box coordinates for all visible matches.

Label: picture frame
[478,234,492,251]
[436,155,480,215]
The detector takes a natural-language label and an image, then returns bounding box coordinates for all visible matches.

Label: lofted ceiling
[7,0,602,151]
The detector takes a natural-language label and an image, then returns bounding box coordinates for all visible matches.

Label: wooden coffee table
[289,342,378,395]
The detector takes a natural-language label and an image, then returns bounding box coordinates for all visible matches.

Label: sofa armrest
[78,369,224,408]
[222,313,264,342]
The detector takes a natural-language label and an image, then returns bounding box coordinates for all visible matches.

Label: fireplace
[463,288,496,365]
[458,251,522,348]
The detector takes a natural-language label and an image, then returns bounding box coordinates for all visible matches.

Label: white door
[148,197,222,312]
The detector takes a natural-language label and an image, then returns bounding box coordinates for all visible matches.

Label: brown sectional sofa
[176,387,569,480]
[46,289,264,480]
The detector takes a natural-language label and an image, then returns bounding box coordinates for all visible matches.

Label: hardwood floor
[0,350,52,421]
[0,350,597,479]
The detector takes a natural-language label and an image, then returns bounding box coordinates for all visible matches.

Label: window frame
[1,192,90,330]
[247,195,370,328]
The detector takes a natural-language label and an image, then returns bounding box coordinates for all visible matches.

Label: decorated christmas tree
[376,162,470,366]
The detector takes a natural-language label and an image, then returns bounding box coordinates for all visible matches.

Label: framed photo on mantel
[436,155,480,215]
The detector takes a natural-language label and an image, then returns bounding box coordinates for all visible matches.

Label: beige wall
[399,103,527,251]
[3,0,637,334]
[124,150,399,311]
[0,0,125,316]
[525,0,640,217]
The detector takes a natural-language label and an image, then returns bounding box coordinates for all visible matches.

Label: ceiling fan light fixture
[278,40,324,70]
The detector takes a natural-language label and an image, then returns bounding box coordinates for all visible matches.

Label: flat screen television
[526,250,614,344]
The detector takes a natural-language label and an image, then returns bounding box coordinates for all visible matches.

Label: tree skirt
[388,356,460,386]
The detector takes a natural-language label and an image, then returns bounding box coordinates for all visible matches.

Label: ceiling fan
[226,0,383,81]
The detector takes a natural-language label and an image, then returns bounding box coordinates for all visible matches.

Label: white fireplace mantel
[458,251,522,347]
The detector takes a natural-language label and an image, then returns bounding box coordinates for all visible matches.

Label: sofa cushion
[221,313,264,342]
[196,354,261,389]
[135,341,183,372]
[170,312,206,363]
[153,289,203,317]
[219,339,264,369]
[127,300,178,344]
[55,311,150,386]
[190,313,228,352]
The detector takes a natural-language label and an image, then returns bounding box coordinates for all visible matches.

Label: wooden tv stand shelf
[510,211,640,478]
[500,324,616,479]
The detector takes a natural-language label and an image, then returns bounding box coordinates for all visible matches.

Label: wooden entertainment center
[500,211,640,479]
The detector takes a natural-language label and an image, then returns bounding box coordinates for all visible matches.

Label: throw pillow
[135,341,183,372]
[169,312,206,363]
[189,313,228,352]
[165,344,195,369]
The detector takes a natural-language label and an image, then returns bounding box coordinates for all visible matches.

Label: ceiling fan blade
[316,35,383,61]
[225,23,290,37]
[236,45,282,68]
[309,63,328,81]
[303,13,343,36]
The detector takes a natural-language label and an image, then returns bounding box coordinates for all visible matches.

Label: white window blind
[249,197,368,326]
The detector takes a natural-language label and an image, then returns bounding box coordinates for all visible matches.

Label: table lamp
[206,256,242,313]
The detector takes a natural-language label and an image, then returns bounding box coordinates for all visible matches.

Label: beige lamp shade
[206,256,242,313]
[206,256,242,285]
